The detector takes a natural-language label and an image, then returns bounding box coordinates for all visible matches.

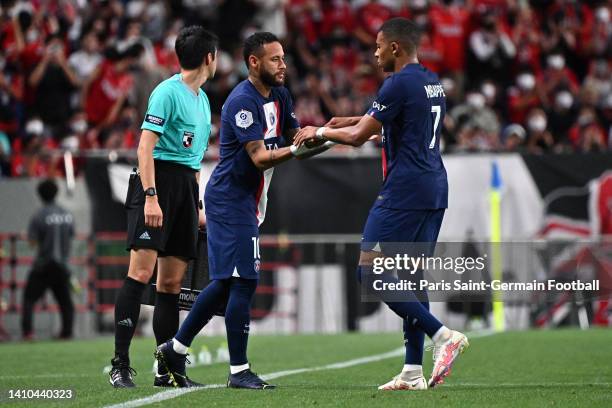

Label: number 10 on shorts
[251,237,261,259]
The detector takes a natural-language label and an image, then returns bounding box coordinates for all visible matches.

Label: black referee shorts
[126,160,199,259]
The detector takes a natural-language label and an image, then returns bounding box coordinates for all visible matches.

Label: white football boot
[378,372,428,391]
[428,330,469,388]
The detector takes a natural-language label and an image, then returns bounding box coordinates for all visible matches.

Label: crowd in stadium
[0,0,610,177]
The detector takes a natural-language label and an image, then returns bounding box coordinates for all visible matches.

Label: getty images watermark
[360,242,610,302]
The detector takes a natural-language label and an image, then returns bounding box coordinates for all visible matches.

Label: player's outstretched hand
[293,126,319,147]
[144,200,163,228]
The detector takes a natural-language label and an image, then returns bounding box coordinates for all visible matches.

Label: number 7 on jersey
[429,105,441,149]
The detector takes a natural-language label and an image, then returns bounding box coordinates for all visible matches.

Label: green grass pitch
[0,329,610,407]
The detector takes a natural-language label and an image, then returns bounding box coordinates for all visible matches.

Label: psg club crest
[254,259,260,273]
[183,130,194,148]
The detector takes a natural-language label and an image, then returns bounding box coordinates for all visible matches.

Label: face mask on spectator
[548,54,565,70]
[217,51,233,76]
[596,7,610,23]
[594,60,608,77]
[165,35,177,50]
[25,119,44,136]
[578,113,595,127]
[555,91,573,109]
[26,30,39,43]
[409,0,428,9]
[414,15,430,31]
[441,77,455,94]
[61,135,79,151]
[71,120,88,134]
[481,83,496,100]
[528,116,547,132]
[517,73,535,91]
[467,93,485,109]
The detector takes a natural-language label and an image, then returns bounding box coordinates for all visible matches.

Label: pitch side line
[102,330,496,408]
[100,349,405,408]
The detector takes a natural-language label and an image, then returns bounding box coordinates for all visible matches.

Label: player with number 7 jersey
[292,17,467,391]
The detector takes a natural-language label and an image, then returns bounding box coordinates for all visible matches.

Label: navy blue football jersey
[205,80,299,226]
[366,63,448,210]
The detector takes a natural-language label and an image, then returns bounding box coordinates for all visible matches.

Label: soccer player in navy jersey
[155,32,329,389]
[294,17,469,390]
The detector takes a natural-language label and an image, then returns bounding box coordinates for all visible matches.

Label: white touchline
[102,330,496,408]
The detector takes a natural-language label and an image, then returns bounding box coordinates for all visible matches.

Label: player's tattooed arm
[294,114,382,147]
[246,140,294,171]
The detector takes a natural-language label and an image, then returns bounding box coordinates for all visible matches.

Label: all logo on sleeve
[235,109,253,129]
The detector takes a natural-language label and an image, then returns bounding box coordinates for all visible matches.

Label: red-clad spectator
[415,14,445,74]
[97,106,139,150]
[10,117,59,177]
[154,21,182,75]
[585,5,612,59]
[0,10,25,61]
[354,0,395,47]
[6,9,45,109]
[319,0,355,43]
[546,0,594,53]
[507,71,545,125]
[539,53,580,105]
[82,45,139,129]
[511,6,543,75]
[569,107,607,152]
[352,64,379,99]
[330,44,358,74]
[285,0,320,46]
[470,0,513,17]
[429,0,470,74]
[541,0,594,78]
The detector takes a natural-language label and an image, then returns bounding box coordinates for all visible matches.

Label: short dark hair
[175,26,218,70]
[243,32,280,68]
[37,179,58,204]
[122,42,145,59]
[379,17,422,56]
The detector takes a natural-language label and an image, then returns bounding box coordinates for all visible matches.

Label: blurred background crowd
[0,0,610,177]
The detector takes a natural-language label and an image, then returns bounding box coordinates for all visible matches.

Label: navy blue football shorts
[206,219,260,280]
[361,206,445,255]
